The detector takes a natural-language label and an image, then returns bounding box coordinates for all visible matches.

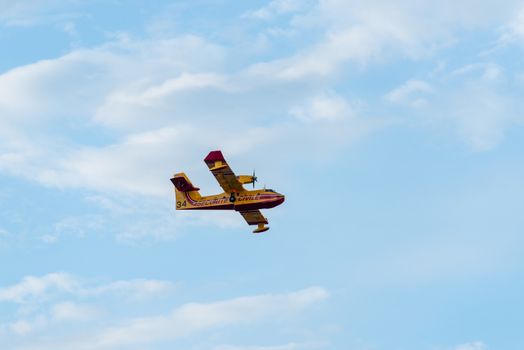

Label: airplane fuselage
[176,189,285,211]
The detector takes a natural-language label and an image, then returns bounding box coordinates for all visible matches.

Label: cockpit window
[266,189,275,192]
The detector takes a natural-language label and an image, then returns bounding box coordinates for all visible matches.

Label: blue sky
[1,1,524,349]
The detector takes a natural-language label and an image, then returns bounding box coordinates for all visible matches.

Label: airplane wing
[239,209,268,226]
[204,150,245,193]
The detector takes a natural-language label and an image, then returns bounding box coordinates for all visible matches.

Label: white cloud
[14,0,507,197]
[51,302,100,322]
[0,51,109,121]
[93,72,229,130]
[84,279,176,301]
[246,1,455,81]
[386,79,433,107]
[3,303,101,338]
[0,0,80,27]
[86,287,328,349]
[53,215,103,238]
[450,63,502,81]
[499,4,524,44]
[83,277,176,301]
[512,6,524,38]
[0,35,225,126]
[35,127,188,196]
[312,0,520,29]
[0,227,9,239]
[215,343,302,350]
[0,273,78,304]
[290,93,356,122]
[51,194,245,244]
[47,214,105,242]
[246,27,380,80]
[0,274,178,342]
[0,273,176,304]
[40,234,59,244]
[9,319,35,335]
[449,82,512,151]
[244,0,307,20]
[246,0,523,82]
[39,123,256,196]
[0,286,328,349]
[0,29,375,200]
[385,62,521,151]
[454,341,486,350]
[0,40,229,197]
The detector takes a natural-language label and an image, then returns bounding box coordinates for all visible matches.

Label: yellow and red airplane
[170,150,285,233]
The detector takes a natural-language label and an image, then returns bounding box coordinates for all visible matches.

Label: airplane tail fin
[170,173,202,209]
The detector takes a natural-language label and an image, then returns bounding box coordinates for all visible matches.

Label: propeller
[252,169,258,188]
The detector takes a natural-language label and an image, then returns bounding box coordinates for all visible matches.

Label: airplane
[170,150,285,233]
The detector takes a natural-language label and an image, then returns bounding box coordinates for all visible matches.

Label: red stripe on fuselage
[184,192,233,209]
[183,192,284,211]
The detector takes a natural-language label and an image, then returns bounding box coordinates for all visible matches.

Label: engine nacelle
[237,175,256,185]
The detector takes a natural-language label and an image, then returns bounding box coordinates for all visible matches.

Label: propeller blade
[252,169,257,188]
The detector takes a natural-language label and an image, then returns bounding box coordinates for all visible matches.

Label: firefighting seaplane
[170,150,285,233]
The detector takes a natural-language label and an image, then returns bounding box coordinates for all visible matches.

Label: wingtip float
[170,150,285,233]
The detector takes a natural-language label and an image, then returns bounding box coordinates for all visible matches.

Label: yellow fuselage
[176,188,285,212]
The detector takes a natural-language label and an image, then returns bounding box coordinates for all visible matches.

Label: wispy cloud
[386,79,433,108]
[498,3,524,45]
[449,81,513,151]
[1,284,328,350]
[243,0,308,20]
[215,343,306,350]
[5,301,103,336]
[0,273,178,343]
[0,0,82,27]
[454,342,486,350]
[0,29,375,199]
[0,273,78,304]
[2,0,522,198]
[245,2,456,81]
[90,287,327,349]
[0,273,176,304]
[50,301,101,321]
[290,92,357,123]
[510,6,524,39]
[384,61,522,151]
[0,227,10,240]
[83,279,177,301]
[450,63,502,81]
